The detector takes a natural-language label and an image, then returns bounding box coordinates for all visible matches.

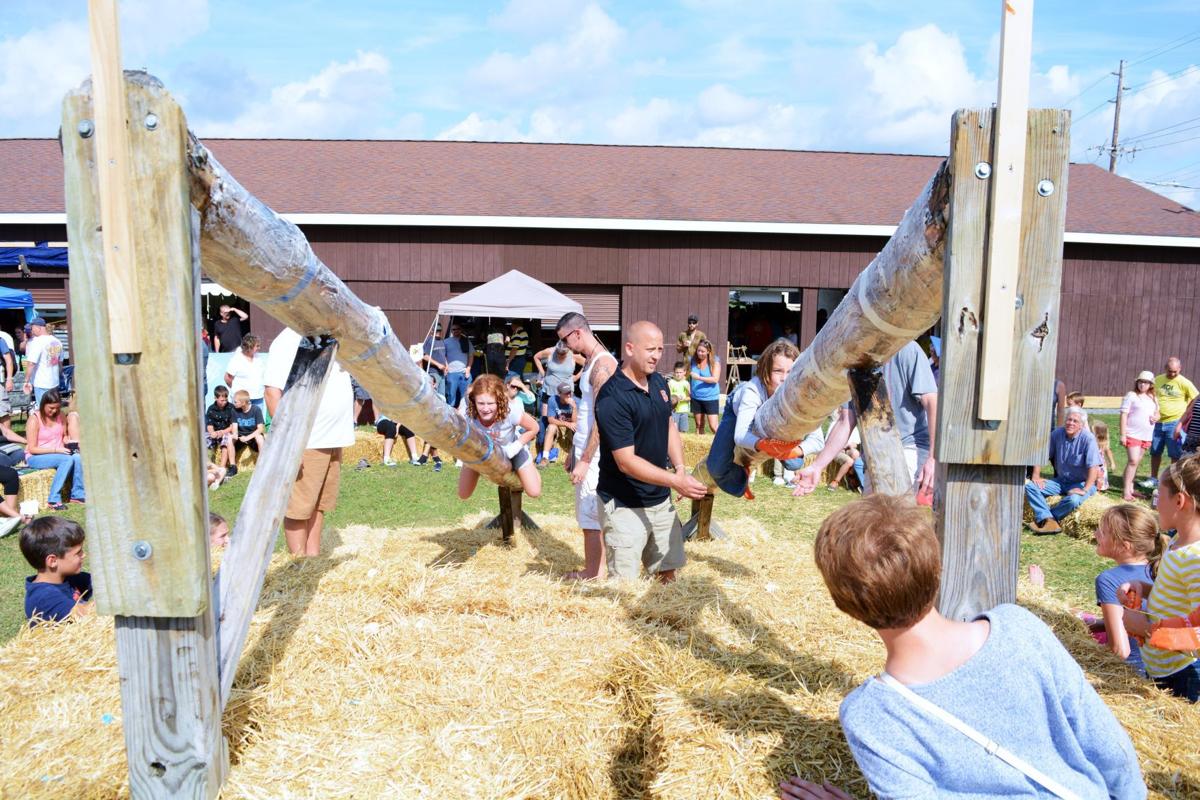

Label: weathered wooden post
[63,62,226,800]
[847,366,912,496]
[935,107,1069,619]
[486,486,539,541]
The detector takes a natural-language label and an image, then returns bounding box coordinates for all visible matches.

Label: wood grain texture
[976,0,1034,420]
[113,613,227,799]
[214,343,335,707]
[935,463,1026,620]
[937,109,1070,465]
[86,0,142,354]
[848,367,912,496]
[63,73,210,616]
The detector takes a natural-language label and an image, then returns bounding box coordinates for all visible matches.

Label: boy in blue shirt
[780,494,1144,800]
[21,516,93,624]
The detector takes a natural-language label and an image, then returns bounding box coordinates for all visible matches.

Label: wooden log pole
[847,366,912,496]
[182,135,521,490]
[936,107,1070,620]
[727,163,951,473]
[215,342,335,707]
[63,71,225,797]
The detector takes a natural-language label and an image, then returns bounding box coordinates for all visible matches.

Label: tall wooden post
[62,72,226,797]
[935,107,1070,620]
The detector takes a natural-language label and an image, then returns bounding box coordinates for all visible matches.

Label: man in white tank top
[555,312,617,581]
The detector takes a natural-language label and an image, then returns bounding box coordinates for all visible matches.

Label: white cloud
[697,84,763,126]
[470,3,623,100]
[607,98,682,144]
[0,0,210,136]
[490,0,591,35]
[197,51,412,138]
[437,106,582,142]
[710,35,768,77]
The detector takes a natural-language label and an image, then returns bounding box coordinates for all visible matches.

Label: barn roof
[1,138,1197,242]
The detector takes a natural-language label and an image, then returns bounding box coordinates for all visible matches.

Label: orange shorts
[286,447,342,521]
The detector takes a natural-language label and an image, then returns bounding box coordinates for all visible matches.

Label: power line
[1122,114,1200,144]
[1125,65,1200,96]
[1127,29,1200,67]
[1130,133,1200,153]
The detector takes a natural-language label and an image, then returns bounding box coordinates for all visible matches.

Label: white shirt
[263,329,355,450]
[225,349,265,399]
[24,333,62,389]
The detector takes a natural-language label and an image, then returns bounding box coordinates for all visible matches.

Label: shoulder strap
[877,673,1082,800]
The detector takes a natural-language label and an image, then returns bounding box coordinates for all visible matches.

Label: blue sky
[3,0,1199,208]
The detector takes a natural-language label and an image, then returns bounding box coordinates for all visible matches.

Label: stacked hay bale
[1022,491,1123,540]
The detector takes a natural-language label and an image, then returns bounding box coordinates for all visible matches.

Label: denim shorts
[1151,421,1182,459]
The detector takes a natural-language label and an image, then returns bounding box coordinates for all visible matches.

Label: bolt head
[77,119,94,138]
[115,353,134,365]
[1037,179,1055,197]
[974,162,992,180]
[132,541,153,560]
[144,113,158,130]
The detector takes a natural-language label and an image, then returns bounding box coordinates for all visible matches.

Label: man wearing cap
[676,315,707,361]
[1025,407,1104,534]
[1150,356,1198,480]
[22,317,62,405]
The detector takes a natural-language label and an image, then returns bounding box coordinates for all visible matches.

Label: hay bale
[1061,492,1121,540]
[342,428,382,465]
[680,432,712,469]
[2,514,1196,798]
[16,469,57,507]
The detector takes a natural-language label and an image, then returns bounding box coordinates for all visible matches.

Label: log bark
[736,163,951,468]
[848,366,912,496]
[184,136,522,489]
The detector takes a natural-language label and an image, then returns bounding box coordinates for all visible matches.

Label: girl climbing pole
[457,373,542,500]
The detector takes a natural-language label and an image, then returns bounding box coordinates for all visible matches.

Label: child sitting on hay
[780,494,1144,800]
[457,374,541,500]
[20,516,93,624]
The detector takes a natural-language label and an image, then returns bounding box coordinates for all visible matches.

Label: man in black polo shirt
[595,321,708,582]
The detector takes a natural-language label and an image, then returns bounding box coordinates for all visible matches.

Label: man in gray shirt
[793,341,938,496]
[1026,407,1103,533]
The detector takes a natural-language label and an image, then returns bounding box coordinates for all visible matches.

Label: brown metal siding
[621,285,730,372]
[1057,244,1200,395]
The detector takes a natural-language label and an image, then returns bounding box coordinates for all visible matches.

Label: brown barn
[2,138,1198,394]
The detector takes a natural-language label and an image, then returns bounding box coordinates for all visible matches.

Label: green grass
[0,413,1164,644]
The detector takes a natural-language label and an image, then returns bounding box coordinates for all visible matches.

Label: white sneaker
[0,516,21,538]
[383,459,397,467]
[773,477,785,486]
[455,459,463,468]
[783,469,796,483]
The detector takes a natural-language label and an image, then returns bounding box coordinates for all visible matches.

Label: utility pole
[1109,59,1125,172]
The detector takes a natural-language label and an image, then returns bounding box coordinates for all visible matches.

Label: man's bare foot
[1028,564,1045,588]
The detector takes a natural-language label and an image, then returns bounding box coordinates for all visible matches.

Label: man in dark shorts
[595,321,708,582]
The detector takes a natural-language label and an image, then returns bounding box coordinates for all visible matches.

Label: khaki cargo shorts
[601,496,686,580]
[286,447,343,520]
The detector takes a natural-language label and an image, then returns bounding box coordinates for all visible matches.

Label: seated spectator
[0,463,20,537]
[539,382,577,467]
[1026,407,1103,534]
[232,390,266,458]
[779,494,1145,800]
[224,333,265,410]
[205,385,238,476]
[376,415,420,466]
[24,389,85,511]
[20,516,93,624]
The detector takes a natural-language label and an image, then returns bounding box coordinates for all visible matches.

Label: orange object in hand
[755,438,802,461]
[1147,625,1200,652]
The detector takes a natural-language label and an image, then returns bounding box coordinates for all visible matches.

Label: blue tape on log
[268,257,320,305]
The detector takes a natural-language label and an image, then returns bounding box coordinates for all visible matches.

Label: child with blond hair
[1085,504,1160,675]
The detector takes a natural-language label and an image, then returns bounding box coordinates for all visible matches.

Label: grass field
[0,412,1157,642]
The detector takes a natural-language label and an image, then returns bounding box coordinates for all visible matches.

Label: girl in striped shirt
[1125,455,1200,701]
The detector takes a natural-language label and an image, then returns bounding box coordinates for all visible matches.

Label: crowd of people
[18,300,1200,799]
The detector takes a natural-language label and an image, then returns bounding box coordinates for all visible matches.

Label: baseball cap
[687,314,699,323]
[1137,370,1155,383]
[556,382,573,395]
[30,316,46,326]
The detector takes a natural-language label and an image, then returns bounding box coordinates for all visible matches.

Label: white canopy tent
[436,269,583,321]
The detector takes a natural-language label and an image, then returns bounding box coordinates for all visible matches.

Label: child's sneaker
[548,447,559,463]
[535,452,543,465]
[226,464,238,477]
[433,458,443,473]
[409,458,421,466]
[417,455,429,466]
[455,459,463,468]
[383,458,397,467]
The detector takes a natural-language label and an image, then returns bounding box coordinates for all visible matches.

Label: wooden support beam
[63,71,225,797]
[936,107,1070,620]
[484,486,539,540]
[682,494,726,542]
[184,136,523,490]
[847,366,912,496]
[977,0,1034,420]
[87,0,143,355]
[214,342,335,707]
